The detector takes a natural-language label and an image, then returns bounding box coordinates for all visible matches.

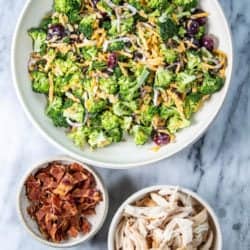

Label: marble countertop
[0,0,249,249]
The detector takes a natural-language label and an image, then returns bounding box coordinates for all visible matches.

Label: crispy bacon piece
[25,162,102,242]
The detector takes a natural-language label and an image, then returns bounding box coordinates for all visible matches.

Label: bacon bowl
[17,156,109,248]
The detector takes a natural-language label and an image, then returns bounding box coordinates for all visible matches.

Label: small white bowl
[12,0,233,169]
[17,156,109,248]
[108,185,222,250]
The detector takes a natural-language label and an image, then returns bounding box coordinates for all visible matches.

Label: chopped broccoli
[176,71,196,93]
[79,15,95,39]
[184,93,202,118]
[40,17,52,30]
[46,97,68,127]
[147,0,169,10]
[101,111,120,130]
[155,68,174,88]
[108,41,125,52]
[30,71,49,94]
[89,60,107,71]
[196,26,206,40]
[173,0,198,10]
[167,114,190,134]
[88,130,112,148]
[118,76,140,101]
[86,99,107,113]
[158,18,178,41]
[137,67,150,86]
[96,0,113,15]
[68,127,90,148]
[28,28,47,53]
[81,46,98,60]
[160,106,179,120]
[161,46,178,64]
[54,75,71,96]
[63,102,85,123]
[54,0,81,13]
[140,105,158,126]
[108,128,123,142]
[122,117,133,131]
[132,125,152,145]
[68,10,81,23]
[67,72,84,97]
[113,101,137,116]
[178,26,187,38]
[198,73,224,95]
[53,58,79,76]
[186,51,201,70]
[99,76,118,94]
[121,17,135,33]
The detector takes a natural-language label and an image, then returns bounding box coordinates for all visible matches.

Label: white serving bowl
[12,0,233,169]
[108,185,222,250]
[17,156,109,248]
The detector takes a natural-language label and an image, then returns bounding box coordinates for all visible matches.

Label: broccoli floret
[186,51,201,70]
[68,10,81,23]
[101,111,120,130]
[161,46,178,64]
[54,0,81,13]
[167,114,190,134]
[119,76,140,101]
[54,75,71,96]
[173,0,198,10]
[158,18,178,41]
[178,26,187,38]
[155,68,174,88]
[30,71,49,94]
[79,15,95,39]
[88,130,112,148]
[86,99,107,113]
[122,117,133,131]
[96,0,113,15]
[81,46,98,60]
[108,128,123,142]
[137,67,150,86]
[147,0,169,10]
[176,71,196,93]
[89,60,107,71]
[46,97,68,127]
[67,72,84,97]
[40,17,52,30]
[184,93,202,118]
[198,73,224,95]
[140,105,158,126]
[99,76,118,94]
[160,106,179,120]
[132,125,152,145]
[28,28,47,53]
[127,0,143,10]
[121,17,135,33]
[196,26,206,40]
[108,41,125,52]
[67,127,90,148]
[53,58,79,76]
[113,101,138,116]
[63,102,85,123]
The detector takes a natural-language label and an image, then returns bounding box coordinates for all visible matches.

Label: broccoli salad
[28,0,227,149]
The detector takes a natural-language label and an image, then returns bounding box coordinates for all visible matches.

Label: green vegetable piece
[54,0,81,13]
[147,0,169,10]
[31,71,49,94]
[113,101,137,116]
[198,73,224,95]
[119,76,140,101]
[132,125,152,145]
[99,76,118,94]
[122,117,133,131]
[186,51,201,70]
[79,15,95,39]
[184,93,202,118]
[155,68,174,88]
[160,106,178,120]
[90,60,107,71]
[140,105,158,126]
[108,128,123,142]
[46,97,68,127]
[176,71,196,93]
[167,114,190,134]
[101,111,120,131]
[159,18,178,41]
[28,28,47,53]
[108,41,125,52]
[86,99,107,113]
[68,127,90,148]
[137,67,150,86]
[63,102,85,123]
[88,130,112,148]
[161,46,178,64]
[173,0,198,10]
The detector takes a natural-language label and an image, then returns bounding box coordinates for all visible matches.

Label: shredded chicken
[114,188,215,250]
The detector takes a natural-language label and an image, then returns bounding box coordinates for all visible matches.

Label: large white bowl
[108,185,222,250]
[12,0,233,169]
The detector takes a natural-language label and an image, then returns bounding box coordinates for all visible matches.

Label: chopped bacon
[25,161,102,242]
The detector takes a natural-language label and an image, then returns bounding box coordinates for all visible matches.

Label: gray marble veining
[0,0,249,249]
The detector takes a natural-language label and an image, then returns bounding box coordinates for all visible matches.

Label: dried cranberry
[202,35,215,51]
[48,24,65,40]
[187,20,200,36]
[193,9,207,25]
[152,132,170,146]
[107,53,118,69]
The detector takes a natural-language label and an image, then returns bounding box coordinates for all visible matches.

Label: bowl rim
[107,185,223,250]
[16,155,109,248]
[11,0,234,169]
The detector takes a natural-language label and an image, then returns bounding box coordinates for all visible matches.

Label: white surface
[17,156,109,248]
[108,185,222,250]
[12,0,233,168]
